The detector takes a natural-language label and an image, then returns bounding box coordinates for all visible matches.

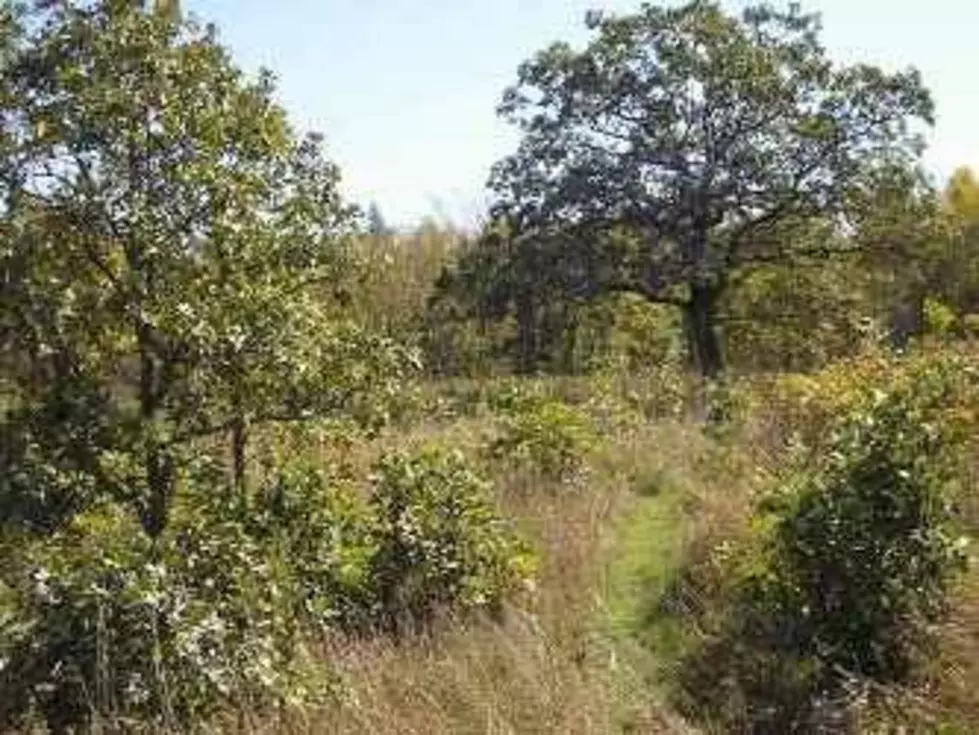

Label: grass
[264,379,791,734]
[12,360,979,733]
[602,480,692,688]
[257,390,706,734]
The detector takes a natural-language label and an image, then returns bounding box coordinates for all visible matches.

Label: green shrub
[488,400,597,482]
[0,458,377,732]
[0,503,321,731]
[618,366,690,422]
[366,449,534,634]
[235,460,377,633]
[484,378,546,415]
[962,312,979,340]
[678,360,972,731]
[923,297,958,338]
[0,447,537,729]
[762,374,969,680]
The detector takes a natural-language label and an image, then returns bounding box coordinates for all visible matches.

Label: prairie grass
[247,386,700,735]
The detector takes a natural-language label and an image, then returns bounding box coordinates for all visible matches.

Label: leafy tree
[488,1,933,377]
[429,224,605,374]
[367,201,390,237]
[0,0,410,538]
[852,166,979,345]
[945,166,979,222]
[429,223,687,376]
[940,167,979,314]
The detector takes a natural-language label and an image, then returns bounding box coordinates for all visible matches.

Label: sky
[187,0,979,229]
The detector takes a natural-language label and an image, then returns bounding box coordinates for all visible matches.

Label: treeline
[358,165,979,378]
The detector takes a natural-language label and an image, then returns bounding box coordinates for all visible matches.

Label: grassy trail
[596,460,701,731]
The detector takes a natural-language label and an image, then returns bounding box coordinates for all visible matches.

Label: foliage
[964,313,979,340]
[488,399,597,482]
[488,0,933,377]
[430,227,687,377]
[3,1,979,733]
[0,0,413,540]
[0,481,324,731]
[923,297,958,338]
[0,444,537,730]
[365,449,534,634]
[677,356,975,731]
[741,346,979,457]
[764,371,970,677]
[221,460,377,634]
[722,257,872,372]
[0,2,418,728]
[940,168,979,313]
[352,220,461,342]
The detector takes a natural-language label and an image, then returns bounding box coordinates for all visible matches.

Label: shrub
[762,373,969,680]
[488,400,597,483]
[677,358,973,731]
[0,446,537,730]
[923,297,958,338]
[963,313,979,341]
[485,378,547,415]
[235,460,377,633]
[0,457,382,732]
[366,449,534,634]
[743,346,979,458]
[0,503,321,731]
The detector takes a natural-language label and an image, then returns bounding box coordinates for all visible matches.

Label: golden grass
[246,411,700,735]
[240,356,979,734]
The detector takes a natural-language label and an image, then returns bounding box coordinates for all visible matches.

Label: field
[228,356,979,734]
[4,2,979,732]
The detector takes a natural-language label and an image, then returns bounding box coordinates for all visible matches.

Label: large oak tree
[488,1,933,377]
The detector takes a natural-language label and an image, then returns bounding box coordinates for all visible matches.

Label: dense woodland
[2,1,979,733]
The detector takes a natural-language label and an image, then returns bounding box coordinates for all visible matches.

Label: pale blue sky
[188,0,978,228]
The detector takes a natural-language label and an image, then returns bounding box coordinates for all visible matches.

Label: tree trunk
[889,294,923,350]
[137,334,174,538]
[515,292,537,374]
[231,412,248,498]
[560,307,580,375]
[686,283,724,379]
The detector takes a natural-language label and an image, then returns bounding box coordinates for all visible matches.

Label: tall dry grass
[240,397,698,735]
[230,349,979,734]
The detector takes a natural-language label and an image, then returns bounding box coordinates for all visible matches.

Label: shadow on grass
[600,465,843,734]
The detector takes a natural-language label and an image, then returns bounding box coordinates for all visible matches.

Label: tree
[941,167,979,313]
[489,1,933,377]
[0,0,409,538]
[367,201,390,237]
[945,167,979,222]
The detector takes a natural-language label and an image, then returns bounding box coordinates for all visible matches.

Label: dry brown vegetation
[213,351,979,734]
[231,393,704,734]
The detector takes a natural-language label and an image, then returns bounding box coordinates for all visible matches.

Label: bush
[963,312,979,340]
[0,445,537,730]
[234,460,377,633]
[365,449,534,634]
[764,373,969,679]
[0,460,367,731]
[0,500,322,731]
[677,359,973,731]
[923,297,958,338]
[488,399,597,482]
